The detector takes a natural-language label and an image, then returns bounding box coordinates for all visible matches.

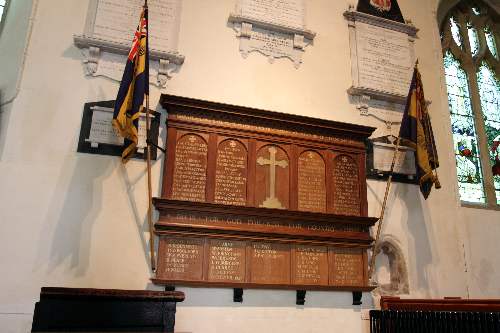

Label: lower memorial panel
[156,236,369,290]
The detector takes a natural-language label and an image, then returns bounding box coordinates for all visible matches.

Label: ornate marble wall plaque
[344,7,419,128]
[74,0,184,87]
[153,95,378,294]
[228,0,316,67]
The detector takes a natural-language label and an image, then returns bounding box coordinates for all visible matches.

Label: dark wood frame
[154,95,378,297]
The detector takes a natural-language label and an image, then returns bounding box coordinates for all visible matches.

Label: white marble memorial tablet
[93,0,181,52]
[74,0,184,87]
[229,0,315,67]
[239,0,305,29]
[356,22,413,97]
[86,106,148,152]
[344,9,420,129]
[373,142,416,176]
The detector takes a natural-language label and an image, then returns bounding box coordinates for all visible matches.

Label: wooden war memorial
[153,95,378,303]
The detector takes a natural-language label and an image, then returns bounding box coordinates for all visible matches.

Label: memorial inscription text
[356,22,413,96]
[161,238,203,281]
[332,155,360,216]
[208,240,245,282]
[330,249,364,286]
[240,0,305,29]
[215,140,248,206]
[298,151,327,212]
[93,0,181,51]
[294,245,328,285]
[171,135,208,202]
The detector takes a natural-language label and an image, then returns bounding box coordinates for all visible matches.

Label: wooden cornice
[160,94,376,141]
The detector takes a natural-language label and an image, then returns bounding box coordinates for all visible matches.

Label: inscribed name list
[294,245,328,285]
[239,0,305,29]
[171,135,208,202]
[215,140,248,206]
[250,243,290,284]
[208,240,246,282]
[298,151,326,212]
[356,22,413,96]
[160,238,204,281]
[93,0,181,51]
[332,155,360,216]
[330,248,364,286]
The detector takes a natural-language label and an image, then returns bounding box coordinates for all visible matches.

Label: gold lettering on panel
[298,151,326,212]
[215,140,248,206]
[332,155,360,216]
[171,134,208,202]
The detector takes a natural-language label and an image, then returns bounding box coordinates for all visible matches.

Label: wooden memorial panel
[157,237,204,281]
[332,154,361,216]
[208,240,246,283]
[214,139,248,206]
[329,248,365,287]
[171,134,208,202]
[293,245,329,286]
[154,95,377,292]
[250,242,291,285]
[297,150,327,213]
[255,145,290,210]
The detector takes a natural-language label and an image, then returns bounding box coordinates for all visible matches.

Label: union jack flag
[112,4,149,162]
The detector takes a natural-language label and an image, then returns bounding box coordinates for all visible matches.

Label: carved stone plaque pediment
[153,95,378,297]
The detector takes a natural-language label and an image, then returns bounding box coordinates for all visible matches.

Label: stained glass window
[441,1,500,207]
[451,17,463,47]
[444,52,486,203]
[477,63,500,204]
[485,28,498,59]
[0,0,5,22]
[467,24,480,56]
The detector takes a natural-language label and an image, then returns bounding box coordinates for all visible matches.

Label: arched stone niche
[372,236,409,296]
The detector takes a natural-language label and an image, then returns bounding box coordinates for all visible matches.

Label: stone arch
[372,236,409,296]
[437,0,500,27]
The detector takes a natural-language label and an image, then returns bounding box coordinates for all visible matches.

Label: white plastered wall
[0,0,498,333]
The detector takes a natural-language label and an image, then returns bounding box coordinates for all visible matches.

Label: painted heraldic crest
[357,0,404,23]
[370,0,391,12]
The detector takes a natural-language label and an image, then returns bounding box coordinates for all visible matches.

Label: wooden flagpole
[367,137,401,281]
[144,0,156,273]
[145,95,156,273]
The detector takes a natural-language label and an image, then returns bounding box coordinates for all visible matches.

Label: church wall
[0,0,499,332]
[0,0,32,103]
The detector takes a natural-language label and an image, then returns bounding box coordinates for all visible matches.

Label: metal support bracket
[352,292,362,306]
[296,290,306,305]
[233,288,243,303]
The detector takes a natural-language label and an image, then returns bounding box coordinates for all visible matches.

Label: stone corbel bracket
[344,8,423,125]
[228,13,316,68]
[73,35,185,88]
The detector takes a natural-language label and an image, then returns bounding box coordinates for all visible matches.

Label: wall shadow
[37,154,114,277]
[394,183,434,295]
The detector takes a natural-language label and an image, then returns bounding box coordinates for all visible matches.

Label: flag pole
[368,137,401,281]
[144,0,156,273]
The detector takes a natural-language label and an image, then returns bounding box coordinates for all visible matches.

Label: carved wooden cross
[257,146,288,209]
